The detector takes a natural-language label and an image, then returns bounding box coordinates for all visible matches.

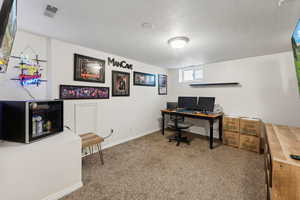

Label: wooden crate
[223,131,240,148]
[223,116,240,132]
[240,117,261,136]
[239,134,260,153]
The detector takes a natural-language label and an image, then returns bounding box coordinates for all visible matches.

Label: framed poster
[158,74,167,95]
[112,71,130,96]
[60,85,109,100]
[133,71,156,87]
[74,54,105,83]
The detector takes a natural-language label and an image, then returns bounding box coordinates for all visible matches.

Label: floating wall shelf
[189,82,240,87]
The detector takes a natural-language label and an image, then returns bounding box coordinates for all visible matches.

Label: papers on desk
[214,104,223,114]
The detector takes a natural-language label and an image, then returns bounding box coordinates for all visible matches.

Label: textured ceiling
[18,0,300,68]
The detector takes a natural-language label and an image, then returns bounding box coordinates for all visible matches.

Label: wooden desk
[264,124,300,200]
[161,109,224,149]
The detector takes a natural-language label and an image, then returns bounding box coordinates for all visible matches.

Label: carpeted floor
[61,131,266,200]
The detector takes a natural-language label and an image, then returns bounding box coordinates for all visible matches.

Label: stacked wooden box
[239,117,261,153]
[223,116,240,148]
[223,116,261,153]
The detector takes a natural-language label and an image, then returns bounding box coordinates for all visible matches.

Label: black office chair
[167,114,192,146]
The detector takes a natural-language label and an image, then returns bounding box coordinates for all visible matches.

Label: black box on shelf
[0,100,64,143]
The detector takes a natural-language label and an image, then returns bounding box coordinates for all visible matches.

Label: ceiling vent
[278,0,295,7]
[44,5,58,18]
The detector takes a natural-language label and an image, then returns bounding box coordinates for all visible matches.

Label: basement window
[179,66,203,83]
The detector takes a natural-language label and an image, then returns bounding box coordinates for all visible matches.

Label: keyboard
[176,109,215,115]
[176,109,196,114]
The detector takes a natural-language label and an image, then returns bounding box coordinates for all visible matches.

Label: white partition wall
[0,130,82,200]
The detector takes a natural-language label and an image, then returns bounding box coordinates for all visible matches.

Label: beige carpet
[61,131,266,200]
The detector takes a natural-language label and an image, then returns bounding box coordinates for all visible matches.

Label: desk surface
[161,109,223,118]
[265,123,300,167]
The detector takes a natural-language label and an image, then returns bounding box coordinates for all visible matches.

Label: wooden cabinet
[264,124,300,200]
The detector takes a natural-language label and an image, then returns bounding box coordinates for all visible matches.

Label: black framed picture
[158,74,167,95]
[60,85,109,100]
[74,54,105,83]
[133,71,156,87]
[112,71,130,96]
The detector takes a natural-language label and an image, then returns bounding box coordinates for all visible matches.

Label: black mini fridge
[0,100,64,143]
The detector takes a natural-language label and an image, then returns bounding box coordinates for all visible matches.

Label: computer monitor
[197,97,215,112]
[166,102,178,110]
[178,96,198,110]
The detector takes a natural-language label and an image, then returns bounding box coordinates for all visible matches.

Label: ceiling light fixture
[278,0,285,6]
[168,36,190,49]
[278,0,293,7]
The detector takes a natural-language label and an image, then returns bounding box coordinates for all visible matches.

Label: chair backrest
[170,114,184,122]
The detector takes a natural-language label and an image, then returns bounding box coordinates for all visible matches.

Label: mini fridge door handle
[25,102,29,143]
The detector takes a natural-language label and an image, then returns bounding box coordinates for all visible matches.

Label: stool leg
[97,144,104,165]
[89,146,93,155]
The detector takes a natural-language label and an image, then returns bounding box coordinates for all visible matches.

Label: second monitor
[197,97,215,112]
[178,96,216,112]
[178,96,198,110]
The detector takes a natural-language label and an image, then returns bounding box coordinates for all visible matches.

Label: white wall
[0,30,48,100]
[0,30,168,199]
[168,52,300,132]
[2,30,300,141]
[48,39,168,149]
[0,30,168,149]
[0,31,83,200]
[2,29,300,199]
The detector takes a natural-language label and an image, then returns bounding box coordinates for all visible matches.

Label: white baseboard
[41,182,83,200]
[81,128,161,157]
[102,128,160,150]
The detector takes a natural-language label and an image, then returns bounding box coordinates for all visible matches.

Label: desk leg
[209,119,214,149]
[219,115,223,142]
[162,113,165,135]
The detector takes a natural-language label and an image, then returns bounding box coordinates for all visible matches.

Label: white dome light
[168,36,190,49]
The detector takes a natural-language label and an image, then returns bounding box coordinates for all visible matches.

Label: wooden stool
[80,133,104,165]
